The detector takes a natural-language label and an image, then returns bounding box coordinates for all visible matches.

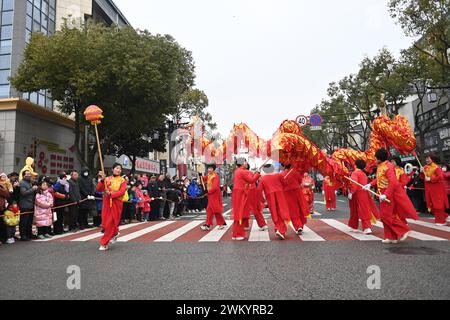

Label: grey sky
[114,0,412,138]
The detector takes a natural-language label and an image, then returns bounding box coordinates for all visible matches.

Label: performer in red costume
[302,173,315,215]
[423,155,449,226]
[323,176,337,211]
[364,149,417,244]
[348,160,379,234]
[242,162,268,231]
[281,164,307,235]
[231,158,261,241]
[391,157,412,187]
[259,165,291,240]
[200,163,227,231]
[97,164,127,251]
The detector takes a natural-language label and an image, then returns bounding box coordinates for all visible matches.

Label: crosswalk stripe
[199,220,234,242]
[373,222,447,241]
[300,226,326,242]
[223,209,232,216]
[321,219,382,241]
[72,223,146,242]
[407,219,450,233]
[154,221,204,242]
[248,220,270,242]
[118,222,176,242]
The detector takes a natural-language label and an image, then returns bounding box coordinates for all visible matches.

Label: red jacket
[259,173,285,195]
[143,194,152,213]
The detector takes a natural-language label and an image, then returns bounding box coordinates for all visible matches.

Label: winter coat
[135,188,145,208]
[188,182,200,198]
[143,194,152,213]
[19,179,37,210]
[79,168,96,210]
[34,190,54,227]
[68,179,81,203]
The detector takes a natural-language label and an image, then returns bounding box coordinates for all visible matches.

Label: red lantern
[84,105,104,125]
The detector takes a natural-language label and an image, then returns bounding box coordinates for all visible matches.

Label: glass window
[42,1,48,15]
[2,11,13,25]
[41,12,48,29]
[33,0,41,10]
[30,92,38,104]
[0,84,10,98]
[26,15,32,30]
[1,25,12,39]
[0,69,10,84]
[2,0,14,11]
[25,30,31,43]
[0,54,10,69]
[32,22,40,32]
[49,0,56,9]
[0,40,12,54]
[27,1,33,16]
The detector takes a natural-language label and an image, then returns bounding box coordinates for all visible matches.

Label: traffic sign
[309,114,323,126]
[296,115,309,127]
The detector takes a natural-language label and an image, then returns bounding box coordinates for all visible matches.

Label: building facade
[0,0,131,175]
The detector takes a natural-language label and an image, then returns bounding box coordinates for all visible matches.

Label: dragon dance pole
[83,105,105,175]
[344,176,391,204]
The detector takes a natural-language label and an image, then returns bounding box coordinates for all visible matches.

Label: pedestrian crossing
[34,218,450,243]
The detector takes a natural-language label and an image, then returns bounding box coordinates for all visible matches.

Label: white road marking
[199,220,234,242]
[300,226,326,242]
[373,221,447,241]
[118,221,175,242]
[248,220,271,242]
[154,221,204,242]
[322,219,382,241]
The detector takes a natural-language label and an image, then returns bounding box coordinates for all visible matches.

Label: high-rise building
[0,0,130,174]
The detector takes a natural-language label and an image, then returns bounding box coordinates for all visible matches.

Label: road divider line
[407,219,450,233]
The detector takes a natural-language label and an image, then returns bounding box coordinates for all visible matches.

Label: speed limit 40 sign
[296,115,309,127]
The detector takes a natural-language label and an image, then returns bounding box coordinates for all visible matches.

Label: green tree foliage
[10,21,196,171]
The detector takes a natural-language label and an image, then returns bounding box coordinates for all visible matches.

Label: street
[1,196,449,300]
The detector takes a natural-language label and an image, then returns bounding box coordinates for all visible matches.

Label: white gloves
[348,193,353,200]
[322,191,325,195]
[363,184,372,191]
[87,195,96,200]
[151,198,155,201]
[379,195,388,202]
[425,177,431,182]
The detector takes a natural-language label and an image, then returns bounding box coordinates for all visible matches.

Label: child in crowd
[0,173,13,193]
[34,179,54,239]
[142,190,152,221]
[128,183,139,223]
[3,202,20,244]
[135,182,145,222]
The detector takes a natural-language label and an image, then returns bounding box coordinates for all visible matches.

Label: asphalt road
[0,196,449,300]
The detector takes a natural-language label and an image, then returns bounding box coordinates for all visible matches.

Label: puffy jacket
[19,179,37,210]
[188,182,200,198]
[79,168,96,210]
[68,179,81,203]
[34,190,54,227]
[135,188,144,208]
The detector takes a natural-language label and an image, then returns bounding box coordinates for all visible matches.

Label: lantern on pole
[84,105,105,175]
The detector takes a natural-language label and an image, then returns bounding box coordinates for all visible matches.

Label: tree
[173,88,217,131]
[11,21,196,172]
[388,0,450,78]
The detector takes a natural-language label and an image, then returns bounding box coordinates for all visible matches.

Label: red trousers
[232,220,247,238]
[348,199,371,230]
[434,209,449,224]
[325,195,336,210]
[206,208,226,227]
[380,201,410,240]
[100,200,123,246]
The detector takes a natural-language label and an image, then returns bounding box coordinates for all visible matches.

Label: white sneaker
[259,226,269,232]
[6,238,14,244]
[363,229,373,235]
[446,217,450,223]
[435,223,447,227]
[99,245,109,251]
[232,237,245,241]
[110,233,120,245]
[399,232,410,242]
[382,239,399,244]
[276,231,286,240]
[200,225,211,231]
